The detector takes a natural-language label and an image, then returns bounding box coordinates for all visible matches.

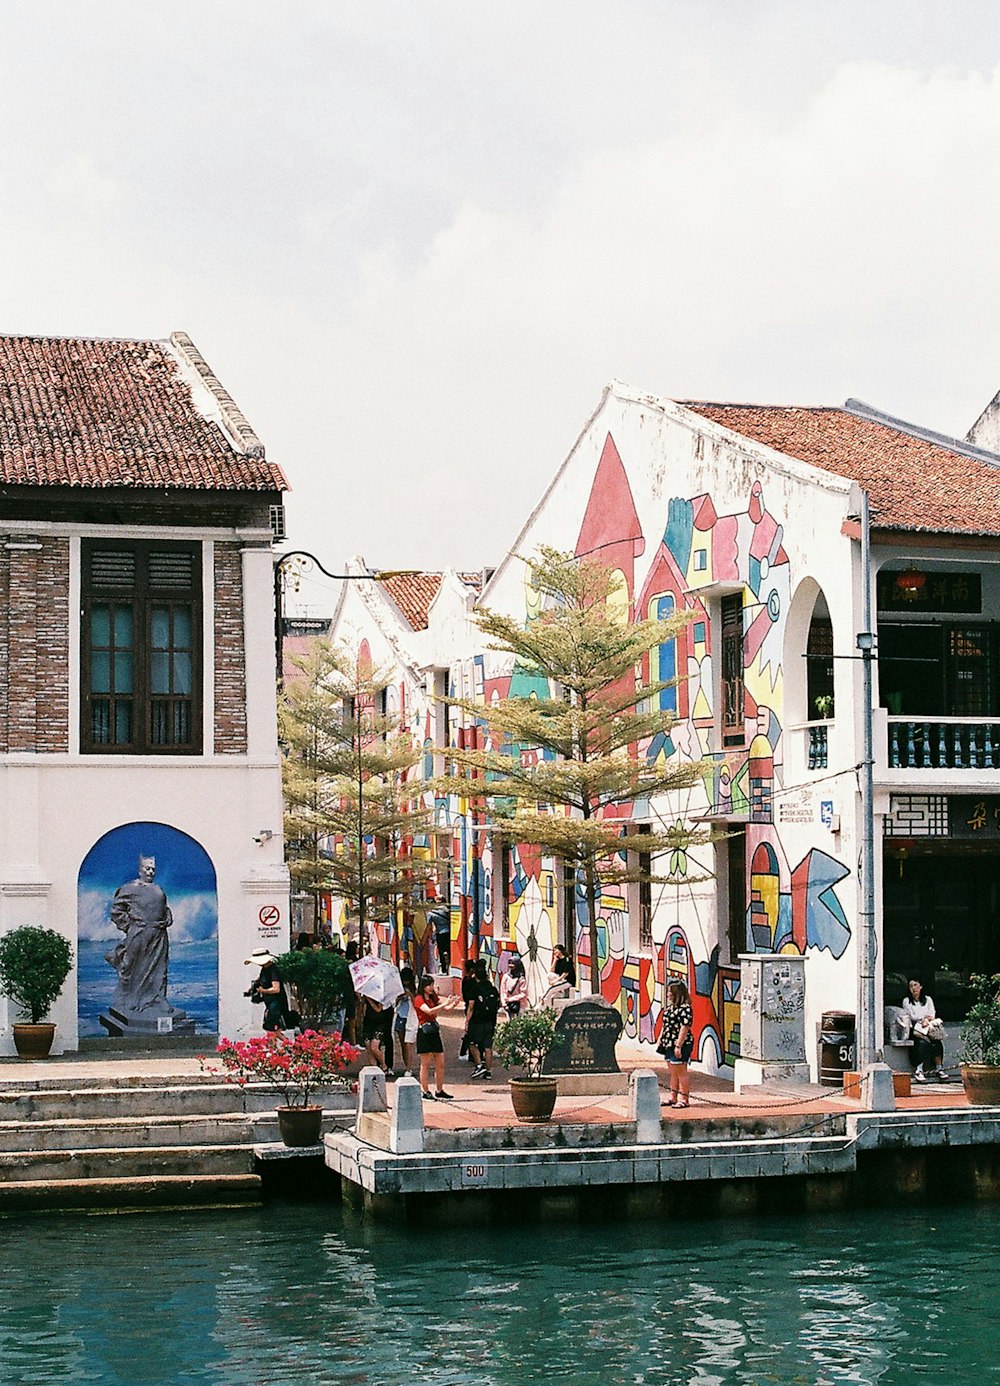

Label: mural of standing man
[80,823,217,1040]
[104,854,189,1027]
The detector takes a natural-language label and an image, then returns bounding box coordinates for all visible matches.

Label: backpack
[478,983,501,1022]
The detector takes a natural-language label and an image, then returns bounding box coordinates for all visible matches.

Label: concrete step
[0,1142,259,1183]
[0,1082,355,1121]
[0,1110,289,1151]
[0,1173,262,1211]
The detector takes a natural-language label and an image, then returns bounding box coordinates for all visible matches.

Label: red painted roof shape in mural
[0,332,286,492]
[576,433,645,562]
[681,401,1000,537]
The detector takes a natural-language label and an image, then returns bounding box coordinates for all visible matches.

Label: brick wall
[214,542,248,753]
[0,538,70,754]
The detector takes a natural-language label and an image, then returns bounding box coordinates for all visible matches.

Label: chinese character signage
[948,796,1000,838]
[877,570,981,614]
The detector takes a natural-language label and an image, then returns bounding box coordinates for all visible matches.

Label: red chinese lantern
[894,567,926,601]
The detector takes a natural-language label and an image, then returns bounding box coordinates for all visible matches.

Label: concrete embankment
[322,1068,1000,1223]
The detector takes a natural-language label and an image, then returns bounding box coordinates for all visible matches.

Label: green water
[2,1202,995,1385]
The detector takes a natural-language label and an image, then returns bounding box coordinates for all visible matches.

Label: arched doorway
[77,822,218,1040]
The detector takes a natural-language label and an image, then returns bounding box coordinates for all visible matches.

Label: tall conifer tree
[440,547,708,993]
[280,639,434,949]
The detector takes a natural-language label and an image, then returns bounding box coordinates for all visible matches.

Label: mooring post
[630,1069,663,1144]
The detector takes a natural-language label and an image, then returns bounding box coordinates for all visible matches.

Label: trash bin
[819,1011,856,1087]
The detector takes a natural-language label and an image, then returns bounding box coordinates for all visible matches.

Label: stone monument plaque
[542,997,624,1088]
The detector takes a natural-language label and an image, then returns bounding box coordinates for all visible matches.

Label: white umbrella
[349,956,404,1006]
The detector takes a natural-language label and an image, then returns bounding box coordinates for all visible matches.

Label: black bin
[819,1011,856,1087]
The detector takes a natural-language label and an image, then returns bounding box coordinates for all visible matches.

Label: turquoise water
[2,1202,995,1384]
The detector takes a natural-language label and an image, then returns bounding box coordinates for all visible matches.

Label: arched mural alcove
[77,822,218,1040]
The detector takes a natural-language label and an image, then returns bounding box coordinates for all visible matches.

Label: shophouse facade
[330,382,1000,1078]
[0,333,289,1052]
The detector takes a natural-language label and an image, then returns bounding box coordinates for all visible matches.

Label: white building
[331,381,1000,1078]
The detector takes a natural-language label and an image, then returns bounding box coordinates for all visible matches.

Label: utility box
[734,953,811,1092]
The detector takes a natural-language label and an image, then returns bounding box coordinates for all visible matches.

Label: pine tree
[280,639,434,949]
[439,546,709,993]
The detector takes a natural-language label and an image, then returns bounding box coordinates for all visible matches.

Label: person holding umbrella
[349,955,405,1076]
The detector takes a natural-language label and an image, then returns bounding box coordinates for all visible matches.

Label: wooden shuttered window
[82,540,202,754]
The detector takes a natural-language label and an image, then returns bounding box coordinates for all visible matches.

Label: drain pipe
[851,484,879,1072]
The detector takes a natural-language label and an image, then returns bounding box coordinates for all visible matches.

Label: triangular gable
[576,433,644,559]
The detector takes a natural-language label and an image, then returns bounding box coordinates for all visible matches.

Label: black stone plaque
[542,999,623,1076]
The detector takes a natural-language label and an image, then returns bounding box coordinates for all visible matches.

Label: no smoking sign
[258,903,282,940]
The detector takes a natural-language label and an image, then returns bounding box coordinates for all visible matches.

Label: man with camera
[245,949,288,1031]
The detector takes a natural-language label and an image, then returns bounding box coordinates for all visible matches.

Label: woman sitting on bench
[903,978,947,1082]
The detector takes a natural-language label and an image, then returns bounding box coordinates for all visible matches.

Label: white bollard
[861,1062,896,1112]
[357,1065,387,1122]
[630,1069,664,1144]
[390,1075,426,1153]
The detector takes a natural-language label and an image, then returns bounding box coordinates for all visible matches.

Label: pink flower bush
[202,1030,361,1109]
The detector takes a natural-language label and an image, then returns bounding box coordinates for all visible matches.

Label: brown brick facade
[0,538,70,753]
[214,542,248,754]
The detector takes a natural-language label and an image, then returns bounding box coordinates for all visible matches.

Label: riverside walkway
[323,1012,990,1221]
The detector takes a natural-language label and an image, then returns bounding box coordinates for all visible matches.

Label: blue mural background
[77,821,217,1038]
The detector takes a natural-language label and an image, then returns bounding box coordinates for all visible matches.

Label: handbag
[418,1020,440,1039]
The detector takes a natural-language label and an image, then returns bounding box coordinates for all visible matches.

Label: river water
[3,1201,995,1385]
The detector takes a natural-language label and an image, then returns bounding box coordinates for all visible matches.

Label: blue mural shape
[78,821,217,1039]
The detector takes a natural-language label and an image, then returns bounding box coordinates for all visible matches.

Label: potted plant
[0,926,74,1059]
[493,1006,566,1123]
[960,972,1000,1105]
[204,1029,361,1145]
[275,948,350,1031]
[814,694,834,720]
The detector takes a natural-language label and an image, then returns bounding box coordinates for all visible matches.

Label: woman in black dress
[659,979,694,1108]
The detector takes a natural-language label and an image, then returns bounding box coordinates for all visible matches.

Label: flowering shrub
[202,1030,361,1108]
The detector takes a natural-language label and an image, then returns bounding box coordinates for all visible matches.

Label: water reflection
[1,1205,997,1384]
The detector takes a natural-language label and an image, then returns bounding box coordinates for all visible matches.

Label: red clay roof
[379,571,483,630]
[682,402,1000,536]
[379,574,445,630]
[0,334,286,491]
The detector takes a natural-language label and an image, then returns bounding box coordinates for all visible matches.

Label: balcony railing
[788,720,832,771]
[887,717,1000,770]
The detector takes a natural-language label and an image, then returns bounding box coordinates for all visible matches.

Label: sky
[4,2,1000,614]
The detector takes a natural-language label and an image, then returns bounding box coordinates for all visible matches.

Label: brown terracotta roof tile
[379,574,444,630]
[379,571,483,630]
[0,333,286,492]
[682,401,1000,536]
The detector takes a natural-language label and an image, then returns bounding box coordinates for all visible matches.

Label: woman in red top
[414,975,458,1101]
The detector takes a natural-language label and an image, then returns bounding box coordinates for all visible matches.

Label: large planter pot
[12,1023,55,1059]
[961,1063,1000,1105]
[276,1104,324,1146]
[509,1077,559,1124]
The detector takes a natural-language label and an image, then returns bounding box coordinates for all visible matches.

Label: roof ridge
[680,400,842,412]
[844,398,1000,470]
[169,331,265,459]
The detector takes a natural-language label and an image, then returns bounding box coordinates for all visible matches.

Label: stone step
[0,1142,259,1183]
[0,1173,262,1211]
[0,1110,291,1151]
[0,1082,355,1121]
[0,1083,273,1120]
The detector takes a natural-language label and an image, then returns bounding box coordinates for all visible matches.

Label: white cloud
[2,9,1000,581]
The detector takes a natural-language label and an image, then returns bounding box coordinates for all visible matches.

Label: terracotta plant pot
[960,1063,1000,1105]
[12,1023,56,1060]
[509,1077,559,1124]
[276,1104,324,1146]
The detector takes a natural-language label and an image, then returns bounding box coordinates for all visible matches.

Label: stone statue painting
[105,855,185,1024]
[78,822,217,1040]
